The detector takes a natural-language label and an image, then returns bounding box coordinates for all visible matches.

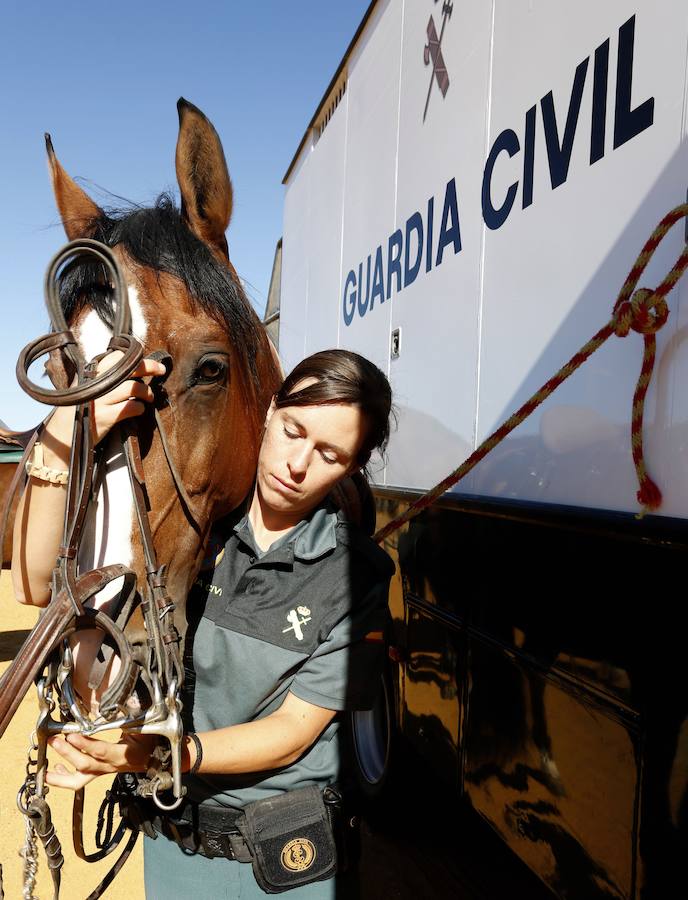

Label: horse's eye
[194,356,227,385]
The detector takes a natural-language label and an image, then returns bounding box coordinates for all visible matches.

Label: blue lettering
[541,56,589,189]
[370,245,385,309]
[426,196,434,273]
[590,38,609,164]
[522,105,536,209]
[435,178,462,267]
[482,130,520,230]
[342,270,357,326]
[387,230,403,299]
[357,256,372,317]
[614,15,654,149]
[404,212,424,288]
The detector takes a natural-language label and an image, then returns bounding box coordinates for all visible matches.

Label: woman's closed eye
[283,426,338,465]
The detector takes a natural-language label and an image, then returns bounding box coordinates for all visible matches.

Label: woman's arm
[12,405,75,605]
[45,691,336,790]
[11,355,166,606]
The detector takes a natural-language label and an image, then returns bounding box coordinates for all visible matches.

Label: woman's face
[255,380,367,526]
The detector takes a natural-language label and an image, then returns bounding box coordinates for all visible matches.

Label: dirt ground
[0,570,144,900]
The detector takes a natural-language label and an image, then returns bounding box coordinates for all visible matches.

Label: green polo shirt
[181,500,394,809]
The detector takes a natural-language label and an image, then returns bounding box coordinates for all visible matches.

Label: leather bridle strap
[17,240,143,407]
[122,422,182,689]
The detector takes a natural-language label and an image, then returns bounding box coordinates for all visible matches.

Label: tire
[348,667,394,799]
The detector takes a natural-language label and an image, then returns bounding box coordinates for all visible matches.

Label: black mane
[58,194,266,393]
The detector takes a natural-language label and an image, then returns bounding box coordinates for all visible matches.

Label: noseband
[1,239,198,899]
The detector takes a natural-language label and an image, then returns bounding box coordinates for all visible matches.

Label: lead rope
[374,202,688,544]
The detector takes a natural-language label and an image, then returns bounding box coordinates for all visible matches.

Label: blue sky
[0,0,371,428]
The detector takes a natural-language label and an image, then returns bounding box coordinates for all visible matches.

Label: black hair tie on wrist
[188,732,203,775]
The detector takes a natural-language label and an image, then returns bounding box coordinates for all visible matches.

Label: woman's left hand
[46,732,157,792]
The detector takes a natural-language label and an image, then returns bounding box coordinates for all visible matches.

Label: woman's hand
[89,352,167,445]
[40,353,167,469]
[45,732,158,792]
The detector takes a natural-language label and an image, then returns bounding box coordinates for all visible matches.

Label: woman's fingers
[48,734,119,775]
[104,379,156,406]
[95,351,166,382]
[48,732,153,773]
[45,765,98,792]
[91,356,166,442]
[130,358,167,380]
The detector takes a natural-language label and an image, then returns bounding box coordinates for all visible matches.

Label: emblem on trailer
[281,837,316,871]
[423,1,452,122]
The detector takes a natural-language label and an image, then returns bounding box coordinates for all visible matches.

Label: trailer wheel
[349,668,393,798]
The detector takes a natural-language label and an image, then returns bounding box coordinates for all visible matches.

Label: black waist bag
[237,785,338,893]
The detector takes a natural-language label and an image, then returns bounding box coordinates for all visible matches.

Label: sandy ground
[0,571,144,900]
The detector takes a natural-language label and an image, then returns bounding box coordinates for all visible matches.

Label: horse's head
[44,100,282,678]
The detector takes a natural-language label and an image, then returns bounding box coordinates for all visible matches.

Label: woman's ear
[264,396,277,428]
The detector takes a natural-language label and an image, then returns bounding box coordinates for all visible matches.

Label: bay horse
[2,98,281,786]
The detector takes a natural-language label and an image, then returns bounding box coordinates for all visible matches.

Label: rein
[1,239,196,898]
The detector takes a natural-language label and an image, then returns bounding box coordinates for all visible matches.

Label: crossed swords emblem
[423,0,453,122]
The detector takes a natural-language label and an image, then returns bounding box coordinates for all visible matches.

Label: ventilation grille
[313,71,347,143]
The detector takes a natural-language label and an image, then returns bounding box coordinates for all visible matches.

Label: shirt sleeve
[289,578,391,712]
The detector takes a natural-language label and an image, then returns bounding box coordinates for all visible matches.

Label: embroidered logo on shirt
[282,607,311,641]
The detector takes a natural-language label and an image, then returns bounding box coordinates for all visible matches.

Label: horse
[0,98,282,892]
[10,95,281,638]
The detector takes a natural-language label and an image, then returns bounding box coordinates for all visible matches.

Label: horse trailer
[272,2,688,898]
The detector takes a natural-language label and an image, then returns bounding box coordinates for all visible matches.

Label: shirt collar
[232,502,339,563]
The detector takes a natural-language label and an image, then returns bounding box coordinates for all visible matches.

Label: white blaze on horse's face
[75,285,149,606]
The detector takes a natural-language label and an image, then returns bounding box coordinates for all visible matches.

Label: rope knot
[614,288,669,337]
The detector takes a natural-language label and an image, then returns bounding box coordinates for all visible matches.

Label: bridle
[1,238,201,898]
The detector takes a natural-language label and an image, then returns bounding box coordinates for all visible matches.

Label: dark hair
[57,193,267,404]
[274,349,394,473]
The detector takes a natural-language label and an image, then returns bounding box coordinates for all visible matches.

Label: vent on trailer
[313,70,347,144]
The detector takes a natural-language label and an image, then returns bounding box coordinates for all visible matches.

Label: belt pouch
[238,786,337,893]
[323,785,359,873]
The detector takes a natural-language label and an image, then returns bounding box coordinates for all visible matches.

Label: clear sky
[0,0,371,428]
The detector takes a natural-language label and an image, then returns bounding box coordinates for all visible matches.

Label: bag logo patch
[282,606,311,641]
[281,837,316,871]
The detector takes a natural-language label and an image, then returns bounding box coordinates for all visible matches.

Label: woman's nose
[288,446,310,480]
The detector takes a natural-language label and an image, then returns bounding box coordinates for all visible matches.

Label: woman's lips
[271,473,299,493]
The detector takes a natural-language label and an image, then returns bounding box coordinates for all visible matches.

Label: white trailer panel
[281,0,688,517]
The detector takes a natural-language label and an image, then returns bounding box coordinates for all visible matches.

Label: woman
[12,348,395,899]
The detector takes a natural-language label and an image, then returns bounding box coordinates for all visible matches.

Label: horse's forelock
[57,194,270,407]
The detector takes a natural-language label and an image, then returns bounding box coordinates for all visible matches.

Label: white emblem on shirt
[283,608,312,641]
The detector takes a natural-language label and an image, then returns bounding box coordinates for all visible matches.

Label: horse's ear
[45,134,103,240]
[175,98,232,263]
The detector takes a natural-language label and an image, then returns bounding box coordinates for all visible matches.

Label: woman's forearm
[183,695,336,776]
[11,406,76,606]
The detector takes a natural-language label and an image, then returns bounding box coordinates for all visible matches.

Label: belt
[126,796,252,861]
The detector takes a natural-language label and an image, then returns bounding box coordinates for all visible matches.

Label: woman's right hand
[41,353,167,468]
[88,352,167,444]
